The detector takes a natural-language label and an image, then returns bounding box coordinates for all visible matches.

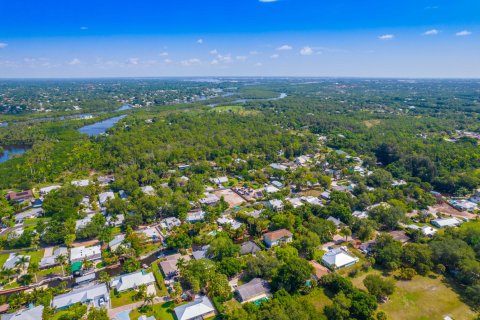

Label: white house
[71,179,90,187]
[1,305,44,320]
[210,176,228,185]
[70,245,102,263]
[268,199,284,211]
[110,270,155,292]
[431,217,462,228]
[141,186,156,196]
[263,229,293,248]
[39,185,62,195]
[322,248,359,270]
[160,217,182,230]
[52,283,109,310]
[174,295,216,320]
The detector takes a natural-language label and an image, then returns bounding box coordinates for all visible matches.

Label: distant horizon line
[1,76,480,81]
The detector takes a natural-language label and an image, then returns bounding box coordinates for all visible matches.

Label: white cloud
[164,59,173,64]
[249,50,259,55]
[0,43,8,49]
[456,30,472,36]
[259,0,278,2]
[68,58,81,65]
[80,26,88,30]
[181,58,201,66]
[236,55,248,61]
[255,62,263,66]
[159,52,169,57]
[209,49,218,55]
[423,29,439,36]
[217,54,233,63]
[197,38,203,44]
[126,58,139,65]
[277,44,292,51]
[270,54,279,59]
[210,59,219,65]
[378,34,395,40]
[300,46,313,55]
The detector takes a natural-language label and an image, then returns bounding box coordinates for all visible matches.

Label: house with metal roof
[431,217,462,228]
[173,295,215,320]
[1,305,43,320]
[52,283,109,310]
[240,241,262,255]
[70,245,101,263]
[110,270,155,292]
[321,248,359,270]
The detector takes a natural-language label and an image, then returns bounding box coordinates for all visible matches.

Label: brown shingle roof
[264,229,292,242]
[309,260,330,279]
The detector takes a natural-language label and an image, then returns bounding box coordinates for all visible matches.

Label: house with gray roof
[1,305,44,320]
[52,283,109,310]
[3,253,29,270]
[174,295,216,320]
[110,270,155,292]
[240,241,261,256]
[235,278,271,303]
[39,247,68,269]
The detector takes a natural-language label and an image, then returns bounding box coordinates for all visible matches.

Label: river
[78,115,126,136]
[232,92,287,104]
[0,145,31,164]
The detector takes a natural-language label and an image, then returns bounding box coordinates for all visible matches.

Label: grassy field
[301,288,331,319]
[129,301,176,320]
[209,105,259,116]
[350,271,477,320]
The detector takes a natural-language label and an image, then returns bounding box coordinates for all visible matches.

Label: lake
[0,145,31,164]
[78,115,126,136]
[232,92,287,104]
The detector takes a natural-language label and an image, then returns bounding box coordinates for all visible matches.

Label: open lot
[350,271,477,320]
[214,189,245,208]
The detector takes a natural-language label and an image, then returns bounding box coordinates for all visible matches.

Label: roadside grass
[129,301,176,320]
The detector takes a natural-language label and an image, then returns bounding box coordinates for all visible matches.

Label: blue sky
[0,0,479,78]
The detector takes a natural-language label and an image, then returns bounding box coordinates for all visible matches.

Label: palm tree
[15,256,30,273]
[2,267,14,283]
[340,226,352,242]
[55,254,67,276]
[143,293,155,307]
[28,262,39,283]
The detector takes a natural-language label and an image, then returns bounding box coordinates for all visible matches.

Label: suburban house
[173,295,216,320]
[136,227,162,242]
[98,191,115,206]
[270,163,288,171]
[327,216,343,228]
[75,214,94,230]
[192,245,210,260]
[14,208,43,224]
[287,197,304,208]
[52,283,109,310]
[322,248,359,270]
[110,270,155,293]
[235,278,271,303]
[106,214,124,227]
[210,176,228,185]
[263,229,293,248]
[407,224,437,237]
[431,217,462,228]
[186,210,206,223]
[301,196,323,206]
[6,190,33,203]
[70,245,102,263]
[71,179,90,187]
[1,305,44,320]
[352,211,368,219]
[199,194,219,205]
[39,185,61,195]
[160,253,190,279]
[309,260,331,281]
[217,217,243,230]
[108,234,126,251]
[240,241,262,256]
[3,253,29,270]
[160,217,181,230]
[267,199,284,212]
[39,247,68,269]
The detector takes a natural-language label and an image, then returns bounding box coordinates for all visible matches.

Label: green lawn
[129,301,176,320]
[0,253,9,269]
[110,289,138,308]
[350,270,477,320]
[301,288,331,319]
[150,259,168,296]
